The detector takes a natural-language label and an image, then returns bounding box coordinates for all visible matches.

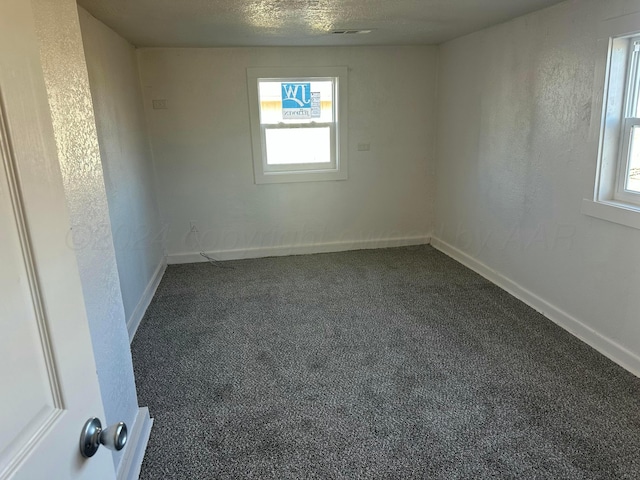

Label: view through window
[258,80,334,166]
[247,66,348,184]
[623,39,640,195]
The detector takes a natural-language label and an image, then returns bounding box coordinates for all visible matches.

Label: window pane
[627,126,640,193]
[258,80,334,124]
[633,41,640,117]
[265,127,331,165]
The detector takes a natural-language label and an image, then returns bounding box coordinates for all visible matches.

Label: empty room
[2,0,640,478]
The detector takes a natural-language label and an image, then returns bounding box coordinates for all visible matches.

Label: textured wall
[78,7,165,325]
[138,46,437,260]
[31,0,139,471]
[435,0,640,367]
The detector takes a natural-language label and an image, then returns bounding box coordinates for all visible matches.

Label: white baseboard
[167,235,431,265]
[430,237,640,378]
[127,259,166,343]
[116,407,153,480]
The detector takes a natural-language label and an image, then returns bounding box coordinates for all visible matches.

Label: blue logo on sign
[282,83,311,109]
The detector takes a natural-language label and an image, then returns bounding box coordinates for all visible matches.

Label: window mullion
[262,122,333,129]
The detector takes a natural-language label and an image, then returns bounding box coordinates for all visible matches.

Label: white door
[0,0,116,479]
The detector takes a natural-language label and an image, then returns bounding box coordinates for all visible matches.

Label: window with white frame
[617,37,640,201]
[592,31,640,208]
[247,67,348,184]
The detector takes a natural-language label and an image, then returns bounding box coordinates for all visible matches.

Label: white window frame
[615,37,640,205]
[583,12,640,230]
[247,66,348,184]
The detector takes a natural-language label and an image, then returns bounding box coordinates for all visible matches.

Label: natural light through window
[258,80,334,166]
[627,126,640,193]
[582,20,640,229]
[621,39,640,196]
[247,66,348,184]
[616,37,640,201]
[582,19,640,229]
[265,127,331,165]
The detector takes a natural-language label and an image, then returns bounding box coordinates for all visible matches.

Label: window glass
[258,80,334,124]
[246,66,348,184]
[265,127,331,165]
[627,125,640,193]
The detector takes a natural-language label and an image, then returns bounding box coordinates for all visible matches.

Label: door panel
[0,117,59,470]
[0,0,115,478]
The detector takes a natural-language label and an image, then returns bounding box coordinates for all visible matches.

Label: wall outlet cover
[152,99,168,110]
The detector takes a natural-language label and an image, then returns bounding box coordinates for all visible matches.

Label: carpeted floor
[132,245,640,479]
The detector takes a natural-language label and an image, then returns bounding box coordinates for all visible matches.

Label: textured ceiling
[77,0,566,47]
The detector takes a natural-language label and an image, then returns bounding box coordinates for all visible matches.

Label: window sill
[255,168,347,184]
[581,198,640,230]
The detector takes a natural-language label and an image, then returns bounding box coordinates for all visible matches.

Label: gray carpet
[132,245,640,479]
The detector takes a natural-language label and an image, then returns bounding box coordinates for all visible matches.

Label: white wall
[78,7,166,337]
[137,46,437,261]
[32,0,141,472]
[434,0,640,373]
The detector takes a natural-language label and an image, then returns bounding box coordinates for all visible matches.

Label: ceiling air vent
[331,29,372,35]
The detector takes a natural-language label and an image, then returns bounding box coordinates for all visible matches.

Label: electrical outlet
[152,99,168,110]
[189,222,198,233]
[357,143,370,151]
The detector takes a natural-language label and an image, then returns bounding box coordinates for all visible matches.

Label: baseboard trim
[167,235,431,264]
[430,237,640,378]
[127,259,166,343]
[116,407,153,480]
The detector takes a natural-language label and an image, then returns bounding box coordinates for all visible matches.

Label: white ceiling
[77,0,566,47]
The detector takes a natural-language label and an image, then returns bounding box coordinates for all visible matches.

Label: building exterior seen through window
[247,67,348,184]
[258,79,334,166]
